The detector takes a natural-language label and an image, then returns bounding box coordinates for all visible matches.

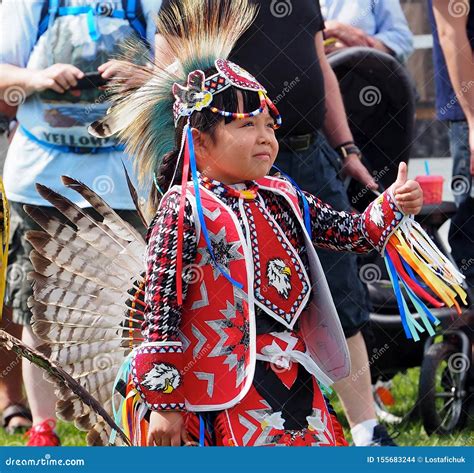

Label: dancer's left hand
[391,162,423,215]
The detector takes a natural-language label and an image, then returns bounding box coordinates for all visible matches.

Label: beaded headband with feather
[172,59,282,127]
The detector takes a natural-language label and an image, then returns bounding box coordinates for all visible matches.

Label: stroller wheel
[418,341,470,435]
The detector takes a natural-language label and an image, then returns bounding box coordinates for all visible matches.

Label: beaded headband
[172,59,282,127]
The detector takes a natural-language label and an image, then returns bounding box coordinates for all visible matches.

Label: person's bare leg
[0,306,30,429]
[22,324,56,424]
[333,331,376,425]
[333,331,377,445]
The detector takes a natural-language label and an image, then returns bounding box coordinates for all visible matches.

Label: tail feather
[87,420,127,446]
[26,227,140,275]
[29,271,129,309]
[30,270,125,303]
[122,164,148,228]
[47,341,128,365]
[0,330,131,445]
[61,176,145,243]
[27,233,134,289]
[35,184,141,262]
[29,299,132,331]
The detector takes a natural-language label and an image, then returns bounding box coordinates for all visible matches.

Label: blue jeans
[448,121,474,287]
[276,131,370,338]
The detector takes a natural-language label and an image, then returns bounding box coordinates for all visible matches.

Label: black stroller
[328,47,474,436]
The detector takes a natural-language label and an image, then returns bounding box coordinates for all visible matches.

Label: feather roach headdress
[89,0,280,188]
[90,0,282,304]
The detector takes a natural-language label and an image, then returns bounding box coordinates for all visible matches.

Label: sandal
[2,404,33,435]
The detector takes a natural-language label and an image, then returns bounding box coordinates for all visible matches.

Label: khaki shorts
[5,201,145,326]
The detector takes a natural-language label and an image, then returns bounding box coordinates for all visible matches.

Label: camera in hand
[73,72,107,90]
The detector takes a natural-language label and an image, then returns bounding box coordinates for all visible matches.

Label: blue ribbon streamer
[400,256,428,289]
[199,415,205,447]
[399,287,424,342]
[400,279,440,333]
[109,353,133,445]
[384,254,413,339]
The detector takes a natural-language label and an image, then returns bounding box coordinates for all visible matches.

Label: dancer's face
[194,94,279,184]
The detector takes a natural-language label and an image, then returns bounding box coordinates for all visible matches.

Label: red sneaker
[25,419,61,446]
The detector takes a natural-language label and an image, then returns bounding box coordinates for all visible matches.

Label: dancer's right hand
[147,411,191,446]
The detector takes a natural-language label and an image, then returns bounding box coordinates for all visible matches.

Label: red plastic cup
[415,175,444,204]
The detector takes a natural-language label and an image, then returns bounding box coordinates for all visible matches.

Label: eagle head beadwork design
[141,362,182,394]
[266,258,292,299]
[370,196,385,228]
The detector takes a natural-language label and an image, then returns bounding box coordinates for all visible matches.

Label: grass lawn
[331,367,473,446]
[0,367,471,447]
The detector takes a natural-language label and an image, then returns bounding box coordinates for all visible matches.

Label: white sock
[350,419,378,446]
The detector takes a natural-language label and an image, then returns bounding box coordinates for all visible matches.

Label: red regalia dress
[131,173,404,446]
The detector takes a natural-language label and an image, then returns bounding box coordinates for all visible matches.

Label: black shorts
[5,201,145,326]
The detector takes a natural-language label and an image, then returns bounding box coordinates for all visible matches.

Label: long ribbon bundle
[382,216,467,341]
